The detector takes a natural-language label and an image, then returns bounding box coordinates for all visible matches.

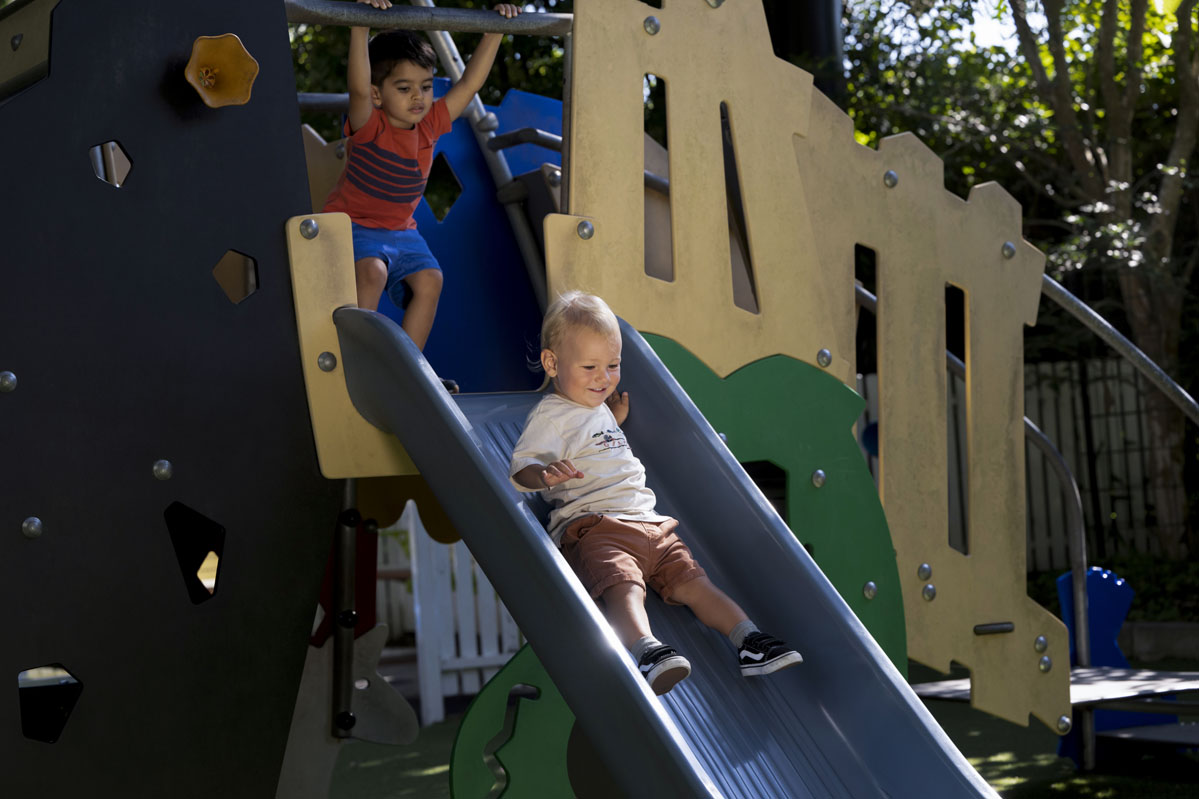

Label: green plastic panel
[645,334,907,671]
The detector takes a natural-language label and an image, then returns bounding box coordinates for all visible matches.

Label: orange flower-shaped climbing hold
[184,33,259,108]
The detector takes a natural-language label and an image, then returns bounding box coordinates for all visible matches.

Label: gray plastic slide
[334,308,997,798]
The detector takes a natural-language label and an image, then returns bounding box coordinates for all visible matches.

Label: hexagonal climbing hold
[88,140,132,188]
[165,501,225,604]
[212,249,258,304]
[184,33,260,108]
[424,152,463,222]
[18,663,83,744]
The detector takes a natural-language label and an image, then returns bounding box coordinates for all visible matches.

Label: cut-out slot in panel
[946,283,969,555]
[721,102,759,314]
[212,249,259,304]
[424,152,462,222]
[165,501,226,604]
[88,140,132,187]
[855,244,878,374]
[18,663,83,744]
[644,73,673,282]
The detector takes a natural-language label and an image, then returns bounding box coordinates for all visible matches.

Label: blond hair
[540,290,620,353]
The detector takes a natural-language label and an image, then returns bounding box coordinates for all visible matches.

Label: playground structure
[4,0,1199,795]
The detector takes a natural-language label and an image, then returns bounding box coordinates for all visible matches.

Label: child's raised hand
[541,459,583,488]
[357,0,392,8]
[606,390,629,425]
[494,4,521,18]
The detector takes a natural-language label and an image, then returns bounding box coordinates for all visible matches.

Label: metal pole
[1041,275,1199,426]
[331,479,360,738]
[285,0,572,36]
[406,0,547,310]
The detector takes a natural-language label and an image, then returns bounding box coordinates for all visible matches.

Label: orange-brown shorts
[560,515,706,605]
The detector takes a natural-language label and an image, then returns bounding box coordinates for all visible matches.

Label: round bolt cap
[643,16,661,35]
[921,583,937,601]
[479,112,499,132]
[576,220,595,240]
[334,710,357,730]
[548,169,562,187]
[1002,241,1017,259]
[811,469,827,488]
[299,218,320,239]
[1056,715,1072,734]
[152,459,174,480]
[0,371,16,392]
[317,351,338,372]
[1039,655,1053,673]
[883,170,899,188]
[917,562,932,581]
[862,581,878,600]
[339,509,362,528]
[816,349,832,368]
[1034,634,1048,653]
[22,516,43,539]
[706,0,725,7]
[337,609,359,629]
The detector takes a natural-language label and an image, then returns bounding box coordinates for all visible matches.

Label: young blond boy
[323,0,520,351]
[509,292,802,695]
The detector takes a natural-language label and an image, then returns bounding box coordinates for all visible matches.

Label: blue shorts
[351,224,441,309]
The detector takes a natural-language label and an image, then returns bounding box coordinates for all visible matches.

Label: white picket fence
[381,501,523,726]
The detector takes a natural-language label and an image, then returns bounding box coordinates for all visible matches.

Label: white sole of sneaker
[740,651,803,677]
[647,656,691,695]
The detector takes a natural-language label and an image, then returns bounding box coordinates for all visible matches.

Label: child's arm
[513,460,584,490]
[346,0,390,133]
[442,4,521,122]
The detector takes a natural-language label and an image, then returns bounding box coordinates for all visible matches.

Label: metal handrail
[1041,275,1199,426]
[284,0,572,35]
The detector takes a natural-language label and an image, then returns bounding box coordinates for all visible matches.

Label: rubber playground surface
[328,659,1199,798]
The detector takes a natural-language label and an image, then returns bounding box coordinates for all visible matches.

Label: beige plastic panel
[550,0,1069,730]
[301,124,346,215]
[285,213,416,479]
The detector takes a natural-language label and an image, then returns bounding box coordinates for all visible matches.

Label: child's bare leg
[600,581,653,649]
[401,268,442,350]
[354,257,388,311]
[669,576,748,636]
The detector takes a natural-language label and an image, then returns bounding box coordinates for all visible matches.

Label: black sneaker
[738,631,802,677]
[637,644,691,695]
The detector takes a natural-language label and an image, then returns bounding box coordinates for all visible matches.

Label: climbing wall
[0,0,342,793]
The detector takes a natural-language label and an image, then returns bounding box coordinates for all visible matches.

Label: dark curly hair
[368,30,437,85]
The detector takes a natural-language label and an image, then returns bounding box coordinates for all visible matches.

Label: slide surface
[334,308,997,798]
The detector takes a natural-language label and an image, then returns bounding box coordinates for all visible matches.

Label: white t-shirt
[509,393,668,544]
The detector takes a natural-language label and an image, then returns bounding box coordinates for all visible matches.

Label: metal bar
[284,0,572,36]
[1041,275,1199,426]
[298,91,349,114]
[408,0,547,310]
[486,126,563,152]
[331,479,359,739]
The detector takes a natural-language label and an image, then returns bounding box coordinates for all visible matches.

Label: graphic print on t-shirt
[591,428,628,452]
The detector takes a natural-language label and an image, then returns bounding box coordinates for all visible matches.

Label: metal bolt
[718,432,728,443]
[479,112,499,132]
[811,469,827,488]
[643,16,660,35]
[152,460,174,480]
[883,170,899,188]
[335,142,346,160]
[862,581,878,600]
[547,169,562,188]
[816,349,832,368]
[11,34,22,51]
[1002,241,1017,259]
[22,517,43,539]
[317,352,338,372]
[1034,635,1048,653]
[921,583,936,601]
[337,609,358,628]
[1056,715,1072,734]
[299,218,320,239]
[334,710,357,730]
[917,562,932,581]
[0,371,16,392]
[1039,655,1052,673]
[706,0,725,6]
[577,220,595,240]
[354,678,370,690]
